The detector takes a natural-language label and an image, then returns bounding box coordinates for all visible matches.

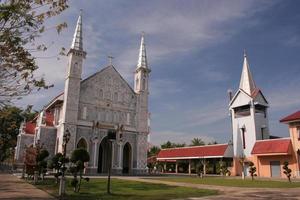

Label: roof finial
[108,54,114,66]
[244,49,247,57]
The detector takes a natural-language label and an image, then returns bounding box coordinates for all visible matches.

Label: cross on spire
[108,55,114,66]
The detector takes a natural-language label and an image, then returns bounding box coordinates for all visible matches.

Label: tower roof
[239,51,256,95]
[70,11,83,51]
[136,32,148,70]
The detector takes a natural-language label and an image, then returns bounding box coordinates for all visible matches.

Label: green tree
[0,0,69,106]
[0,105,36,162]
[190,138,205,146]
[47,153,64,183]
[69,148,90,192]
[248,161,257,181]
[283,161,292,182]
[219,160,229,176]
[148,146,160,157]
[36,148,49,180]
[161,141,185,149]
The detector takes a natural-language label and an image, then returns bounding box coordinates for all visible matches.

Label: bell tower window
[241,127,246,149]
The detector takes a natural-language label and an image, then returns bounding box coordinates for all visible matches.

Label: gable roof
[251,138,291,155]
[157,144,229,160]
[81,65,135,94]
[280,110,300,123]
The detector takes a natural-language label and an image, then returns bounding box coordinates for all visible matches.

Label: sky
[16,0,300,146]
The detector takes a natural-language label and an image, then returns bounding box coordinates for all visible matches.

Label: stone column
[118,143,123,168]
[175,161,178,174]
[188,160,191,175]
[92,137,99,168]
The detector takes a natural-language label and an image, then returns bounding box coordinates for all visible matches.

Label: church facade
[15,13,150,175]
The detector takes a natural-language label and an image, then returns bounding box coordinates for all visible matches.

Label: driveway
[0,173,55,200]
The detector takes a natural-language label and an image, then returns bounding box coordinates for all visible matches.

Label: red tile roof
[24,122,36,135]
[251,138,291,155]
[157,144,229,160]
[280,110,300,123]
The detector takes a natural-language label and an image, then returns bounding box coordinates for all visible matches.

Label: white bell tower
[229,51,269,158]
[59,11,86,154]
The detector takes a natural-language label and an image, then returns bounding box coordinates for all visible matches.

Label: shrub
[283,161,292,182]
[248,161,257,181]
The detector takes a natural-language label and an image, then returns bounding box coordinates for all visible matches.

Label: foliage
[147,145,160,157]
[248,161,256,181]
[283,161,292,182]
[219,160,229,176]
[0,105,36,162]
[47,152,68,183]
[238,155,246,179]
[161,141,185,149]
[36,148,49,179]
[207,141,218,145]
[190,138,205,146]
[0,0,69,106]
[69,148,90,192]
[196,162,204,177]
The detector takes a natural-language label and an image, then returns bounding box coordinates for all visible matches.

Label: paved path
[0,173,55,200]
[117,176,300,200]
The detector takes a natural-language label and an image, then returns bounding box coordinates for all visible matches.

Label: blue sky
[16,0,300,146]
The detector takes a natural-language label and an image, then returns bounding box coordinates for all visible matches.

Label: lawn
[149,176,300,188]
[31,178,217,200]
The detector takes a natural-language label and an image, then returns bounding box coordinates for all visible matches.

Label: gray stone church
[15,12,150,175]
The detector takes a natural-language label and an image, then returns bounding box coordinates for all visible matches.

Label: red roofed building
[156,144,233,174]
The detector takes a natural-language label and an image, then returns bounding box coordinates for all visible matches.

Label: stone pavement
[0,173,55,200]
[117,176,300,200]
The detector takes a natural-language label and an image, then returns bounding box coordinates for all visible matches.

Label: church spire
[136,32,148,70]
[239,50,256,95]
[70,10,83,51]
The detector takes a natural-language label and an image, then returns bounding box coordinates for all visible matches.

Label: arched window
[142,78,146,90]
[77,138,87,150]
[99,89,103,99]
[136,78,139,89]
[113,92,118,102]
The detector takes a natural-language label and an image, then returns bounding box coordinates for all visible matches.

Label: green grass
[149,177,300,188]
[32,178,217,200]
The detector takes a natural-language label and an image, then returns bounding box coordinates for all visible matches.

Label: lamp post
[59,129,71,198]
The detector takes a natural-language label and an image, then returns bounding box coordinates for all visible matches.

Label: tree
[161,141,185,149]
[283,161,292,182]
[248,161,256,181]
[239,155,246,180]
[36,148,49,180]
[207,140,218,145]
[69,148,90,192]
[148,146,160,157]
[190,138,205,146]
[219,160,229,176]
[47,152,68,183]
[0,105,36,162]
[0,0,69,106]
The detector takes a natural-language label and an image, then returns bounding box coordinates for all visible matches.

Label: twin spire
[70,11,148,70]
[70,10,83,51]
[239,51,256,95]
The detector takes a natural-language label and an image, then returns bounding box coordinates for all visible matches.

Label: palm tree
[190,138,205,146]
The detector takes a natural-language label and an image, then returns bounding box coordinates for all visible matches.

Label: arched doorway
[77,138,87,150]
[97,137,109,173]
[123,142,132,174]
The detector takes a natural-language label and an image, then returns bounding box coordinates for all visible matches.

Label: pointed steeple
[239,50,256,95]
[70,10,83,51]
[136,32,148,70]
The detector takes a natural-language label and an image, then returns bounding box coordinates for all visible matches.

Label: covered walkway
[157,144,233,175]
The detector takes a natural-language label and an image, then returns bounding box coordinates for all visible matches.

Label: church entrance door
[97,137,109,173]
[122,142,132,174]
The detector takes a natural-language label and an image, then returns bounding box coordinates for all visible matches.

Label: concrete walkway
[0,173,55,200]
[117,176,300,200]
